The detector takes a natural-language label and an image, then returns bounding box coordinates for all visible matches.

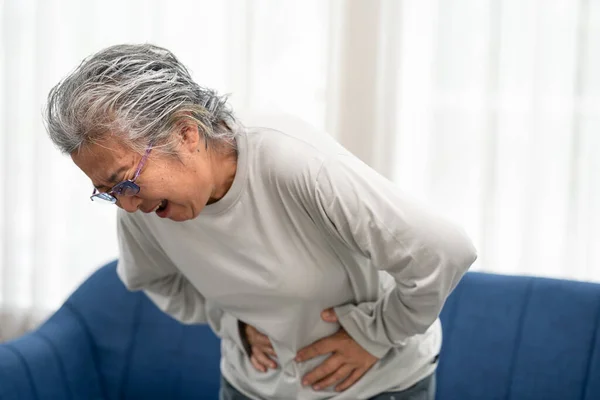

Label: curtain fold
[1,0,597,342]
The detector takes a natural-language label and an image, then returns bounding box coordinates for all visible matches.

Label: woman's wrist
[237,320,253,357]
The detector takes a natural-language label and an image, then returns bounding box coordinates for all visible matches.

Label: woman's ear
[178,122,203,153]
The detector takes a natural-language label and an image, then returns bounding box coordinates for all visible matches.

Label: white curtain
[0,0,598,341]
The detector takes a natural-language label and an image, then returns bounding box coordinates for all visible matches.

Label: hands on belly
[243,323,278,372]
[243,308,379,392]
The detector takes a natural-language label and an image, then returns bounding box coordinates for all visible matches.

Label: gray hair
[44,43,237,155]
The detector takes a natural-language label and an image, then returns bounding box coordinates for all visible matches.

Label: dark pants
[219,373,436,400]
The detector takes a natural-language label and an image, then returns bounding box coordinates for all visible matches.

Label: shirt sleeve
[116,210,247,353]
[313,155,477,358]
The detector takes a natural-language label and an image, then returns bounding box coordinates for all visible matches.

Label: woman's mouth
[155,200,169,217]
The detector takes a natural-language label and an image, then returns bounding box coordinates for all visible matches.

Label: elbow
[459,240,478,274]
[464,237,478,270]
[117,272,145,292]
[167,309,202,325]
[440,234,477,297]
[148,292,204,325]
[447,227,478,276]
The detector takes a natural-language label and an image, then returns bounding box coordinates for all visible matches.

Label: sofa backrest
[438,271,600,400]
[67,261,221,399]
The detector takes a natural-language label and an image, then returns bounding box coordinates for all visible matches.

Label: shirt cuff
[221,312,249,356]
[333,303,394,359]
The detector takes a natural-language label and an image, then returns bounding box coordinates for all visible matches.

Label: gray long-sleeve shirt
[116,115,477,400]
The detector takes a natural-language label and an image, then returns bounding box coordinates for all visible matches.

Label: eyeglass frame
[90,145,153,204]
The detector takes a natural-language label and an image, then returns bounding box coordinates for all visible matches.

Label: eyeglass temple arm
[132,146,153,181]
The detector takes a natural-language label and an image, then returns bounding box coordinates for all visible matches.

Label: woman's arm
[116,210,248,352]
[313,154,477,358]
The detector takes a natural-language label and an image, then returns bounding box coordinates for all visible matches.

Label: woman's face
[71,126,218,222]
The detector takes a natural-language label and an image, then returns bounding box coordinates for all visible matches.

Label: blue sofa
[1,260,599,399]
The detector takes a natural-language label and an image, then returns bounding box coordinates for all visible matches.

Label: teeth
[152,200,167,213]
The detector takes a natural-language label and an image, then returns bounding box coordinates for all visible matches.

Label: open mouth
[152,199,169,218]
[157,200,167,212]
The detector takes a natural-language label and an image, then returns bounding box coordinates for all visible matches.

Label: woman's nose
[117,195,143,213]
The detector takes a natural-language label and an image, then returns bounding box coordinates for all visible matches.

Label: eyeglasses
[90,145,153,204]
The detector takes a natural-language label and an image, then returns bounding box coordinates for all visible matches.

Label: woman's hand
[244,323,278,372]
[294,308,378,392]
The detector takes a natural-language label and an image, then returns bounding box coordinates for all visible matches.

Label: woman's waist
[220,320,442,399]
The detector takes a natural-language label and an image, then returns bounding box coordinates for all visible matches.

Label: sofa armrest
[0,303,104,400]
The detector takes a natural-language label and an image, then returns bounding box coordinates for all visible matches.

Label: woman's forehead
[72,136,133,164]
[71,137,136,187]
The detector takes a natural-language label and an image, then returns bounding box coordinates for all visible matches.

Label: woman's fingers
[250,355,266,373]
[244,323,278,370]
[313,365,354,391]
[247,325,274,348]
[252,346,278,369]
[263,346,277,357]
[335,368,366,392]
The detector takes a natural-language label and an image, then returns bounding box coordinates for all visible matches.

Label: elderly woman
[45,44,477,400]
